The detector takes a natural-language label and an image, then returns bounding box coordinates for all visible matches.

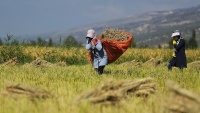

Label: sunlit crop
[0,46,200,113]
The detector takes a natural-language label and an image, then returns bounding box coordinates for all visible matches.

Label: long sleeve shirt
[86,39,108,68]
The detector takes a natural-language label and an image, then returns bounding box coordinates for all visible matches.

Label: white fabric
[86,29,96,38]
[171,32,180,37]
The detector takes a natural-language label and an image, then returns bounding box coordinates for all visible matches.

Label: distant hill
[26,5,200,47]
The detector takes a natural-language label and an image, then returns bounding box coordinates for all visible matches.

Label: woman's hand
[172,40,176,45]
[87,38,92,44]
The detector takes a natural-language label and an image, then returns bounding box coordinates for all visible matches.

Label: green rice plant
[0,45,27,64]
[0,61,200,113]
[1,46,200,65]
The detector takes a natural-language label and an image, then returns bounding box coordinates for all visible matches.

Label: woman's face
[173,36,180,41]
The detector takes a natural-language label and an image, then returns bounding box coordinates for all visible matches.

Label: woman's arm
[86,40,92,50]
[174,39,185,51]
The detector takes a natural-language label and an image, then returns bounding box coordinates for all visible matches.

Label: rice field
[0,47,200,113]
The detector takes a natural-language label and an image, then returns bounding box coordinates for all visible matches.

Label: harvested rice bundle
[26,58,53,67]
[88,29,133,64]
[0,82,52,100]
[188,61,200,69]
[2,57,18,66]
[74,78,156,105]
[99,29,131,41]
[143,58,163,67]
[119,60,143,67]
[165,81,200,113]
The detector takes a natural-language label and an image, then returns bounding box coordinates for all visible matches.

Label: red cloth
[88,30,133,64]
[92,39,98,45]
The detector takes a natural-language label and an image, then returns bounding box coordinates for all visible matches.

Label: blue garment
[86,39,108,68]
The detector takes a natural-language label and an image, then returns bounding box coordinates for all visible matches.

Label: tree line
[0,29,198,49]
[0,34,82,48]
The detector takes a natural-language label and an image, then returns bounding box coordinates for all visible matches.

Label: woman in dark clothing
[168,30,187,71]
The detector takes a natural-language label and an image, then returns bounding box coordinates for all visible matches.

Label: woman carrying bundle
[85,29,108,75]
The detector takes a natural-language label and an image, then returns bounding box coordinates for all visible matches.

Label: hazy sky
[0,0,200,37]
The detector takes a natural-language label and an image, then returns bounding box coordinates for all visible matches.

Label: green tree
[131,41,136,48]
[188,29,198,49]
[0,38,3,45]
[58,36,62,46]
[21,39,27,46]
[10,39,19,45]
[63,35,79,48]
[30,40,37,46]
[158,44,162,49]
[48,38,53,47]
[4,33,13,45]
[37,37,46,46]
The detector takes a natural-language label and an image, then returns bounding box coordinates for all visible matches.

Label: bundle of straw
[165,81,200,113]
[99,29,131,41]
[1,82,52,100]
[75,78,156,105]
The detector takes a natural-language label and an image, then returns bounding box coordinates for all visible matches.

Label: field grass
[0,47,200,113]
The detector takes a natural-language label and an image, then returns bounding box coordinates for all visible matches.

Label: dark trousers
[168,57,183,71]
[95,66,105,75]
